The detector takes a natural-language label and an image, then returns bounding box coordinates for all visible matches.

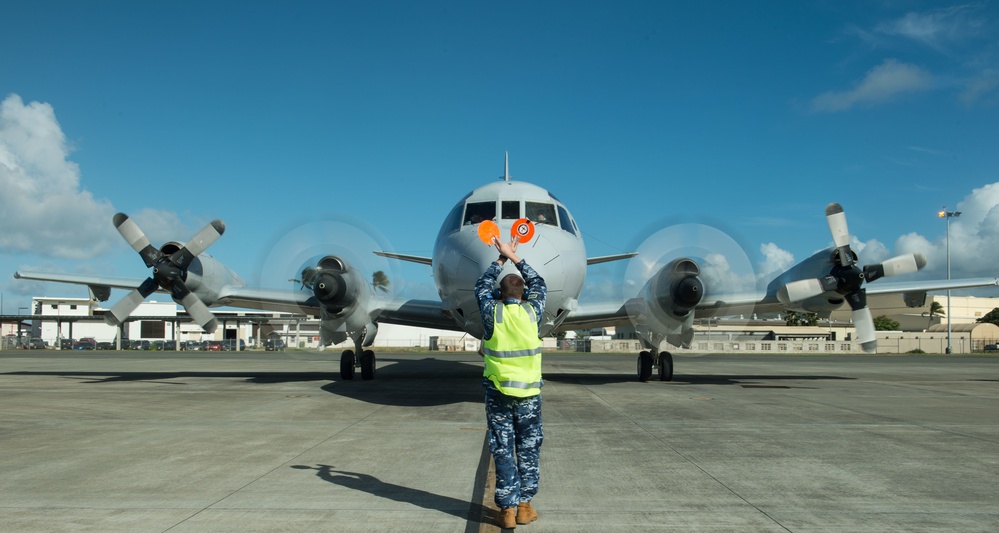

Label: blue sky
[3,1,999,314]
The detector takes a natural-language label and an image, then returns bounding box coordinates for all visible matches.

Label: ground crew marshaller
[475,236,547,529]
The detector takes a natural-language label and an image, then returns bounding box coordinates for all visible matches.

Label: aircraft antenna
[502,151,510,182]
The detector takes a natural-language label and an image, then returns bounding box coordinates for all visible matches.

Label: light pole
[938,207,961,354]
[17,306,28,347]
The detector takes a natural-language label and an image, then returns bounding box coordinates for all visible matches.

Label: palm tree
[784,311,818,327]
[372,271,390,293]
[926,301,945,328]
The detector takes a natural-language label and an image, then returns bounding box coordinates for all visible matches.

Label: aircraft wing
[557,301,633,331]
[217,286,460,331]
[16,269,460,330]
[560,276,999,334]
[374,298,465,331]
[864,277,999,295]
[14,271,147,291]
[214,286,320,316]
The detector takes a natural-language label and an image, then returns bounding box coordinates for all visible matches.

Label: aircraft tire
[360,350,376,380]
[637,351,653,382]
[657,351,674,381]
[340,350,355,380]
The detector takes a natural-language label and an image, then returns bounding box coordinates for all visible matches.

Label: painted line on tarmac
[467,431,500,533]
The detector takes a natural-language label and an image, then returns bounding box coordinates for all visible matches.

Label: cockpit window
[526,202,556,226]
[439,202,464,237]
[501,201,520,219]
[557,205,576,235]
[464,201,496,225]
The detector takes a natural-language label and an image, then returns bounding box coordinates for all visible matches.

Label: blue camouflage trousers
[484,386,544,510]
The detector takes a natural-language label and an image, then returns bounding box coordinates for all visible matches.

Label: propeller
[622,222,756,354]
[254,215,400,296]
[777,203,926,352]
[105,213,225,333]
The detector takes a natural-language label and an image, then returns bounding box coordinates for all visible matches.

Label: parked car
[96,341,114,350]
[264,339,286,351]
[73,339,96,350]
[221,339,246,351]
[984,344,998,352]
[27,338,47,349]
[129,340,151,351]
[59,338,74,350]
[205,341,224,351]
[183,340,203,351]
[164,340,177,351]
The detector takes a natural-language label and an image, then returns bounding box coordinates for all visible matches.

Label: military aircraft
[15,158,999,382]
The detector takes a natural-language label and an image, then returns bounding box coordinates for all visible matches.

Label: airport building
[8,293,999,354]
[16,296,469,351]
[594,294,999,354]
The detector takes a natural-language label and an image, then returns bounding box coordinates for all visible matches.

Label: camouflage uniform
[484,387,544,508]
[476,259,547,510]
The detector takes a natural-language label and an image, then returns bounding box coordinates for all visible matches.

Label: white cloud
[754,183,999,291]
[700,252,756,294]
[0,94,194,259]
[843,183,999,281]
[0,94,117,259]
[811,59,933,112]
[757,242,795,283]
[875,5,984,51]
[853,237,890,265]
[960,68,999,106]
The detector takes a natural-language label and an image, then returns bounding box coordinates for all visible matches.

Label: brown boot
[516,502,538,524]
[497,507,517,529]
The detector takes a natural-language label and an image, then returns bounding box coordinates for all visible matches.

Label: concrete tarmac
[1,350,997,532]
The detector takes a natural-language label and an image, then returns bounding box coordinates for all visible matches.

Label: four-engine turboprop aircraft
[15,160,999,381]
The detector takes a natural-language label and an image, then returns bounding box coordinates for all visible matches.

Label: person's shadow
[291,464,491,523]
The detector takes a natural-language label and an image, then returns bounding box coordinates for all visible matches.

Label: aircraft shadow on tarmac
[290,464,486,522]
[4,370,339,385]
[320,357,487,406]
[3,357,487,407]
[543,372,856,387]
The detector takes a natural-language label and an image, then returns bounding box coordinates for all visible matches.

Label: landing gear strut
[637,350,674,382]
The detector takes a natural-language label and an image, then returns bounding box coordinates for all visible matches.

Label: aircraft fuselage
[432,180,586,339]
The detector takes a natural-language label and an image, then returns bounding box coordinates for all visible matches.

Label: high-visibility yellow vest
[483,302,543,397]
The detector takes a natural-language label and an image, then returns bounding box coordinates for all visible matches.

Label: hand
[493,237,521,263]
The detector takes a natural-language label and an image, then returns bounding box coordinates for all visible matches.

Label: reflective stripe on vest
[483,302,542,397]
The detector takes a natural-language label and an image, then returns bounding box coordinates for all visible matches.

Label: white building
[26,295,466,350]
[35,297,179,346]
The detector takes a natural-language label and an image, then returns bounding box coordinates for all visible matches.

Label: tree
[977,307,999,326]
[873,315,900,331]
[926,301,945,329]
[784,311,819,326]
[372,271,390,293]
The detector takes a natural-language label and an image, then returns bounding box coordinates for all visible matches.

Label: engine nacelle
[158,241,244,307]
[625,258,704,350]
[300,255,363,313]
[645,258,704,318]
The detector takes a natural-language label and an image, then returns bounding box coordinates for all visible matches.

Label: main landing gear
[340,349,376,380]
[637,350,673,382]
